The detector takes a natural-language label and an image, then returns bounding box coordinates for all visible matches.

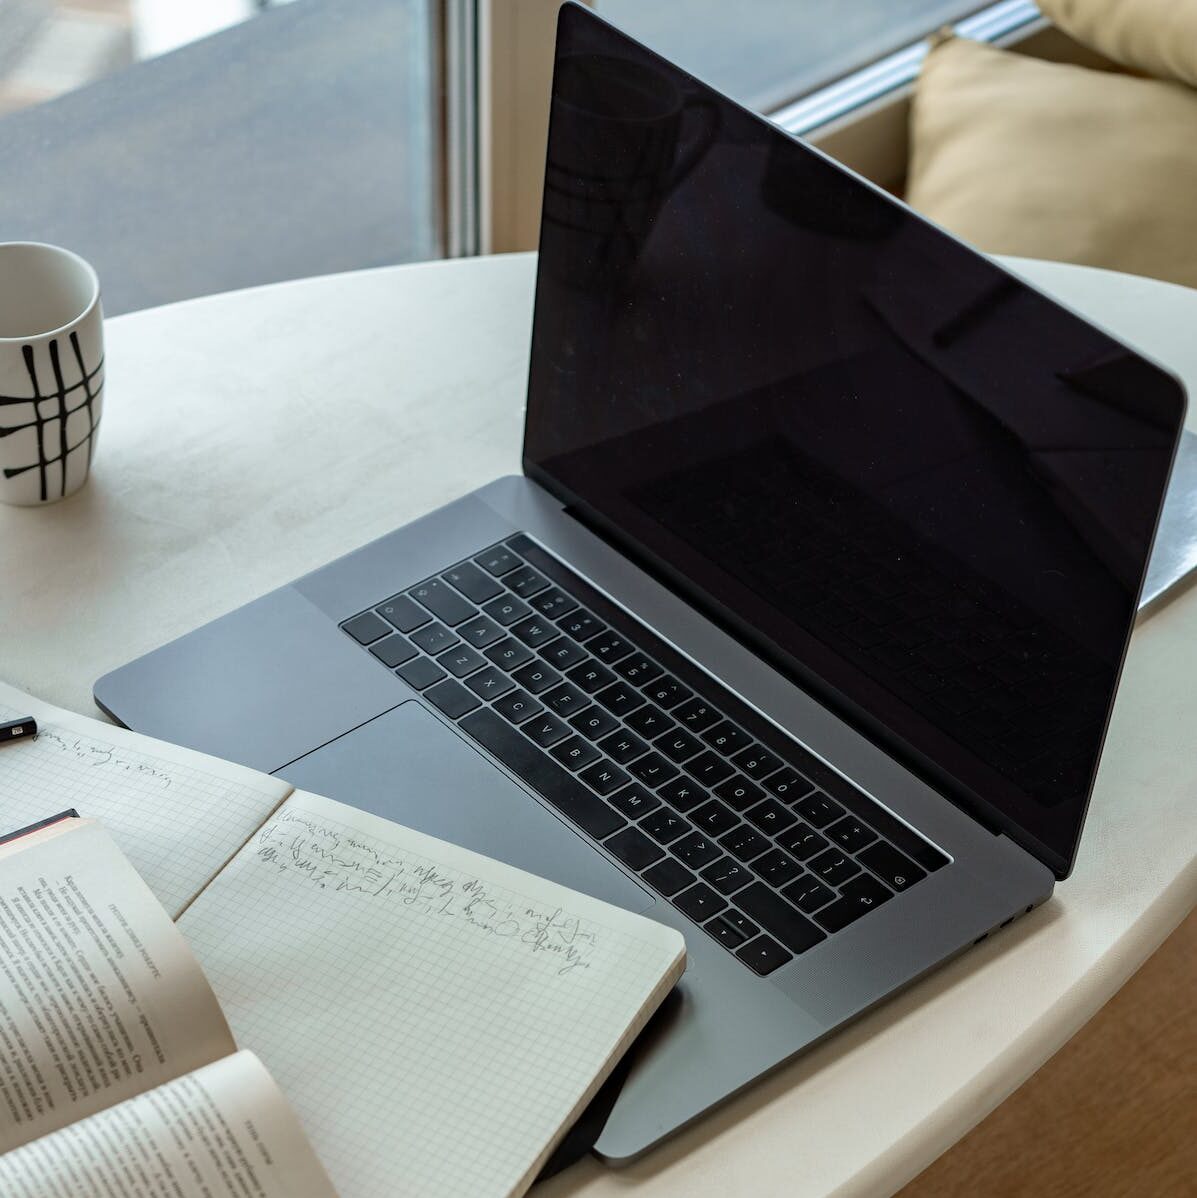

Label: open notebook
[0,681,686,1197]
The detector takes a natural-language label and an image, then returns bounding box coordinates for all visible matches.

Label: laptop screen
[524,5,1185,877]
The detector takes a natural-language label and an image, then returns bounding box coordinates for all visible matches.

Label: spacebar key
[459,708,626,840]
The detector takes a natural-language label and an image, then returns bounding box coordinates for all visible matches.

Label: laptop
[94,3,1186,1164]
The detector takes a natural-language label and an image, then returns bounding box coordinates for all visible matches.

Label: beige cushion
[906,37,1197,288]
[1038,0,1197,89]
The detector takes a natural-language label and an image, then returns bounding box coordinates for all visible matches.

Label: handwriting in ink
[253,812,598,975]
[30,727,175,789]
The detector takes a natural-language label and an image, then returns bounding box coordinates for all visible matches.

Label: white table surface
[3,252,1195,1197]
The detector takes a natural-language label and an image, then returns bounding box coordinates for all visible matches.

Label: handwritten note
[253,809,599,975]
[0,683,289,918]
[180,790,685,1198]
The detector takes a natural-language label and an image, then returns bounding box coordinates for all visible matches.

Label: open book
[0,816,338,1197]
[0,682,686,1197]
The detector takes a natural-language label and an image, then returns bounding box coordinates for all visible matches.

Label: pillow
[906,37,1197,288]
[1038,0,1197,89]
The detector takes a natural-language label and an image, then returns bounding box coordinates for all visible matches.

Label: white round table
[3,253,1195,1197]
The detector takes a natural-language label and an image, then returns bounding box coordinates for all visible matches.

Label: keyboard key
[373,594,430,633]
[644,858,695,897]
[857,842,926,891]
[589,630,635,663]
[565,660,616,694]
[578,759,630,796]
[754,848,802,888]
[484,637,535,671]
[779,823,829,861]
[686,751,735,787]
[827,816,878,854]
[408,578,477,626]
[474,546,520,576]
[714,775,764,811]
[673,883,728,923]
[556,610,605,641]
[505,565,550,598]
[628,752,678,787]
[457,614,505,649]
[658,776,707,812]
[700,720,752,756]
[550,735,602,771]
[736,883,826,954]
[542,682,589,717]
[674,698,720,732]
[719,825,769,862]
[720,910,760,940]
[781,874,836,914]
[813,874,892,933]
[595,683,645,718]
[654,727,705,763]
[735,935,794,976]
[411,622,458,655]
[731,744,782,780]
[342,611,390,644]
[644,675,692,710]
[809,848,860,887]
[493,688,543,724]
[610,783,660,818]
[568,706,620,741]
[395,656,446,690]
[529,587,577,619]
[605,827,663,871]
[425,679,481,719]
[690,799,739,836]
[613,654,662,685]
[625,704,672,738]
[460,708,624,840]
[745,798,797,835]
[700,856,753,895]
[464,666,515,700]
[539,637,588,671]
[597,729,649,765]
[640,808,691,845]
[672,831,721,869]
[483,594,532,626]
[763,770,815,803]
[442,561,503,603]
[512,662,562,695]
[794,792,845,827]
[706,913,753,949]
[522,711,570,748]
[437,645,486,677]
[370,634,418,668]
[510,617,558,647]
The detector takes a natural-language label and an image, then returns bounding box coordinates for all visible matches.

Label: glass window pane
[596,1,988,111]
[0,0,445,312]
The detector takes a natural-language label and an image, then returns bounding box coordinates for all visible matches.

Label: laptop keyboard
[340,534,948,977]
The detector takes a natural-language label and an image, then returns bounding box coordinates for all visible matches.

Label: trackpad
[274,701,655,913]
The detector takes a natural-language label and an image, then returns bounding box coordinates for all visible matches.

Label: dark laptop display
[525,6,1185,877]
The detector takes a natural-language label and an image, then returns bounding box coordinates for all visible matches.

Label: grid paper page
[180,790,685,1198]
[0,680,289,917]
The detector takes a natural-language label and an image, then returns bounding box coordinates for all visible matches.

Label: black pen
[0,716,37,744]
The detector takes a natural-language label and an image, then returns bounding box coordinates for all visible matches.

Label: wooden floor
[899,909,1196,1197]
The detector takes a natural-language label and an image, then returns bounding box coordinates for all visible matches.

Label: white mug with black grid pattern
[0,242,104,506]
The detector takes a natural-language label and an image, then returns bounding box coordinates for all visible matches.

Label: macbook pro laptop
[95,4,1186,1163]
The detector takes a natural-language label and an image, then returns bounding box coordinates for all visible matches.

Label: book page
[180,790,685,1198]
[0,820,236,1153]
[0,680,289,916]
[0,1050,339,1198]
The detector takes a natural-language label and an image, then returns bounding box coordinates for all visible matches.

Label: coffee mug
[0,242,104,506]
